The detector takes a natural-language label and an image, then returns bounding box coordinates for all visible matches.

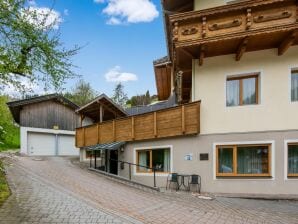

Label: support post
[236,37,248,61]
[131,117,135,140]
[99,105,103,123]
[153,168,156,188]
[278,31,297,56]
[89,151,92,168]
[181,105,185,134]
[94,150,97,169]
[129,163,132,180]
[154,112,157,137]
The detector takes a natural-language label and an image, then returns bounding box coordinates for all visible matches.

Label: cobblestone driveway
[1,156,298,224]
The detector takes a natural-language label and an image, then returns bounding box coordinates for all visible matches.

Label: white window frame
[133,145,173,176]
[284,139,298,181]
[213,140,275,181]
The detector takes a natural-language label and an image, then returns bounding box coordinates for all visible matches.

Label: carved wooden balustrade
[169,0,298,64]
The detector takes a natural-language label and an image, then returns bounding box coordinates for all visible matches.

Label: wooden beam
[278,31,297,56]
[99,105,103,123]
[199,45,205,66]
[181,105,185,134]
[80,114,85,127]
[97,124,100,144]
[154,112,157,138]
[180,48,195,59]
[83,128,86,147]
[113,120,116,142]
[131,117,135,140]
[236,37,249,61]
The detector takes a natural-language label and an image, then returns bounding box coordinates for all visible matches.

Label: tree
[127,90,158,107]
[64,80,98,106]
[0,0,80,92]
[111,83,128,108]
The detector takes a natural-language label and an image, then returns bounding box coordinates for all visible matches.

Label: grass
[0,160,10,207]
[0,127,20,152]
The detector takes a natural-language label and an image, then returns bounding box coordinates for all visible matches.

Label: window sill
[216,174,272,178]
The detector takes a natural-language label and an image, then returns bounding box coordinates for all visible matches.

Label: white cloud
[98,0,159,25]
[106,17,121,25]
[63,9,69,16]
[21,6,62,30]
[105,66,138,82]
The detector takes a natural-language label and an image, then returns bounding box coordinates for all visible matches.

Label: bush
[0,96,20,151]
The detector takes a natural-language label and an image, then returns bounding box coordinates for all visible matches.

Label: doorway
[109,150,118,175]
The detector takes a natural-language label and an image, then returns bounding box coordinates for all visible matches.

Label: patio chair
[166,173,179,191]
[188,174,201,193]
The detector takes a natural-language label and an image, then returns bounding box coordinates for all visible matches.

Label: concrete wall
[20,127,78,155]
[118,130,298,195]
[192,46,298,135]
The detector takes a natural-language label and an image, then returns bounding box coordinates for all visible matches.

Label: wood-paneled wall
[20,100,79,131]
[76,101,200,147]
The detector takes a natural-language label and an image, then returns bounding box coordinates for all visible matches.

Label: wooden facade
[76,101,200,147]
[20,100,79,131]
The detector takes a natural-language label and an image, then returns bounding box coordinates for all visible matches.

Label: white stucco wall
[194,0,227,10]
[192,46,298,135]
[20,127,78,155]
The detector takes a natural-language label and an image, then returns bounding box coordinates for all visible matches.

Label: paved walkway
[1,156,298,224]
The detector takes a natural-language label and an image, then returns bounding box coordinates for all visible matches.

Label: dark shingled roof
[153,56,170,66]
[125,95,176,116]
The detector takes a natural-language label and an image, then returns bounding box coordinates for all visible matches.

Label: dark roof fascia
[76,93,128,116]
[6,93,79,110]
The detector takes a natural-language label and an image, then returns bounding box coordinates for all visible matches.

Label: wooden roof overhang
[154,57,172,101]
[170,0,298,64]
[7,94,79,124]
[153,0,194,101]
[166,0,298,103]
[76,94,127,122]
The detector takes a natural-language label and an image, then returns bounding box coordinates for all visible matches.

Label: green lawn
[0,160,10,207]
[0,127,20,152]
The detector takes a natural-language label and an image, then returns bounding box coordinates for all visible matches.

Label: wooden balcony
[75,101,200,148]
[170,0,298,65]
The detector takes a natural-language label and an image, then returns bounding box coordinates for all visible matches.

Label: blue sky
[33,0,167,98]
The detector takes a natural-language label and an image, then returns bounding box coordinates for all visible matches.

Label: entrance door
[109,150,118,175]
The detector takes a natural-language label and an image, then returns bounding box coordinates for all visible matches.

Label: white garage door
[27,132,79,156]
[28,132,56,156]
[57,135,79,156]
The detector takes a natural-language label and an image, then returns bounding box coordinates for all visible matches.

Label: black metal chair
[166,173,179,191]
[188,174,201,193]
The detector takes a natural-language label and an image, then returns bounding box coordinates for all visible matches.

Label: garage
[28,132,79,156]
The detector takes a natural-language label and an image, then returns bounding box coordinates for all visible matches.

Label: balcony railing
[76,101,200,148]
[169,0,298,60]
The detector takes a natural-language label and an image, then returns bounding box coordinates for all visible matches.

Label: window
[291,70,298,102]
[216,144,271,177]
[288,144,298,177]
[136,148,171,173]
[86,150,101,159]
[226,75,258,106]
